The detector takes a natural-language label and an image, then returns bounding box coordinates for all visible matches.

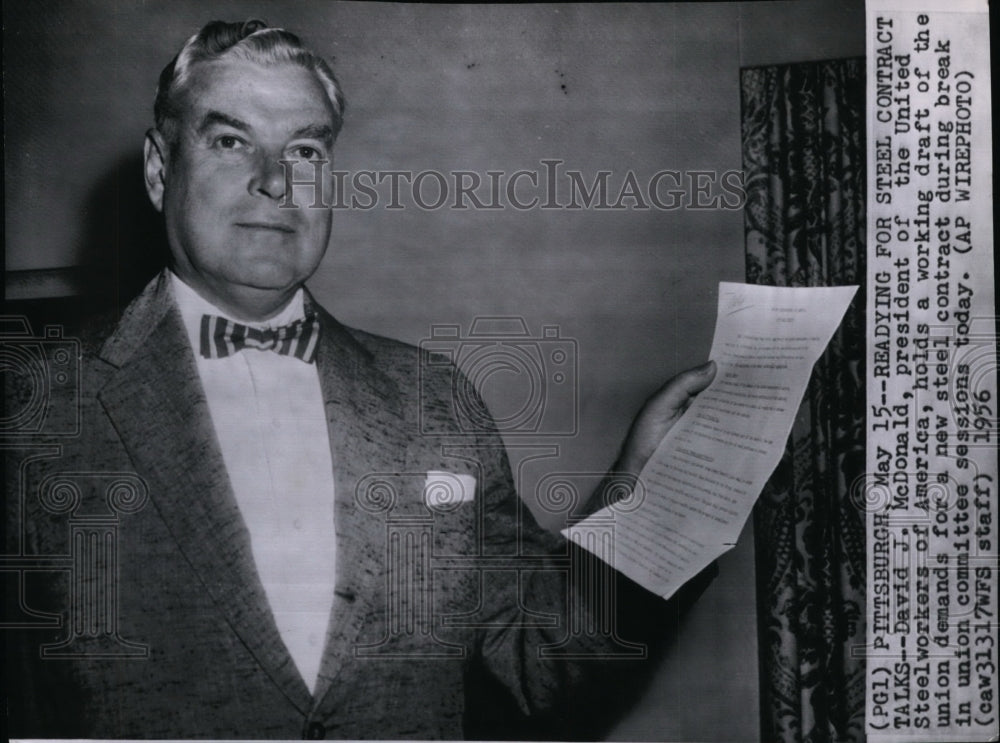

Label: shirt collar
[170,272,307,355]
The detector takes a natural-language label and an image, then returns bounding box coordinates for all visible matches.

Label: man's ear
[143,129,169,212]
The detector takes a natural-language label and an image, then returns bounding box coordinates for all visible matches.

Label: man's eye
[292,146,322,160]
[215,135,245,150]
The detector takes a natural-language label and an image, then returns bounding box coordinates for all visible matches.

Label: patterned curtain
[740,58,866,743]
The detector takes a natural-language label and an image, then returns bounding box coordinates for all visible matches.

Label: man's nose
[249,153,287,200]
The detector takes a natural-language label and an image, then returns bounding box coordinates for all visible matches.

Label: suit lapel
[96,273,313,715]
[306,302,410,714]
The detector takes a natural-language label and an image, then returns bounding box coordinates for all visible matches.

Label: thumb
[616,360,718,475]
[658,360,716,414]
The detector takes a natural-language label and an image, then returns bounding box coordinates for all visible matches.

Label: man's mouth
[235,221,296,234]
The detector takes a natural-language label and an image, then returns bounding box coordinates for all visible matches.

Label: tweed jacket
[5,272,708,739]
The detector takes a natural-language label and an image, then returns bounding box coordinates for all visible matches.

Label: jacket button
[303,721,326,739]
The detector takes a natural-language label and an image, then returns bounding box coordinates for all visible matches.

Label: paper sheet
[562,281,858,599]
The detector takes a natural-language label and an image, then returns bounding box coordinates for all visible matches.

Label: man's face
[144,58,336,319]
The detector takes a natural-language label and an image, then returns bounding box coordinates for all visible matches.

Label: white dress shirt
[172,274,336,693]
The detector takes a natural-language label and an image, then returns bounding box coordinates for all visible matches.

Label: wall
[3,2,865,739]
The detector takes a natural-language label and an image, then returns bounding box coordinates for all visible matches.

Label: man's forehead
[180,57,336,128]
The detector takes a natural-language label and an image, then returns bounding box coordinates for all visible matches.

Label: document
[562,281,858,599]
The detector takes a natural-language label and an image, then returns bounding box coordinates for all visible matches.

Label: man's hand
[615,360,717,476]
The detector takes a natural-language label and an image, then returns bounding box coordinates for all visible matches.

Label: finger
[657,360,717,412]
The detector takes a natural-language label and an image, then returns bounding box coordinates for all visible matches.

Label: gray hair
[153,19,345,144]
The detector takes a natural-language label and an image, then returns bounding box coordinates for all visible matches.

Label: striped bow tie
[199,314,321,363]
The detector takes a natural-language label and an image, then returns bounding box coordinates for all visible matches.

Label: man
[5,20,716,739]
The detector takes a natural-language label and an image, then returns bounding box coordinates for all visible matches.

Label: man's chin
[230,265,309,294]
[231,280,306,309]
[196,272,310,320]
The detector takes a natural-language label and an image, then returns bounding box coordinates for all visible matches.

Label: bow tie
[199,314,320,363]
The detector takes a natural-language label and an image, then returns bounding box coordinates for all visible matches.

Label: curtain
[740,58,866,743]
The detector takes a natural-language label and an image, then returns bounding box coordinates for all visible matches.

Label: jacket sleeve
[460,380,717,740]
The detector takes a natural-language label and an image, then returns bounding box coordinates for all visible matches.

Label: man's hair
[154,19,346,145]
